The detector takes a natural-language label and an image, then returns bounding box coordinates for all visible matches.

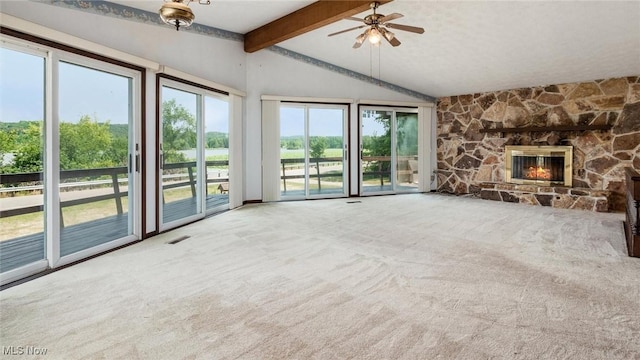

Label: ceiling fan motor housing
[364,14,384,26]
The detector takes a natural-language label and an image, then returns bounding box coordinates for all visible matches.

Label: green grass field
[280,148,343,159]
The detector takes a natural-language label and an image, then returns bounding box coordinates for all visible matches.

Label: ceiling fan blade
[328,25,366,37]
[345,16,364,22]
[379,28,401,47]
[387,36,401,47]
[385,23,425,34]
[378,13,403,23]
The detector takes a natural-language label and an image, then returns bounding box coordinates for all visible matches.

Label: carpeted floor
[1,194,639,359]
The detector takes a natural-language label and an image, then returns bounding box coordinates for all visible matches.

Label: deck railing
[1,156,418,222]
[0,167,129,222]
[280,156,418,190]
[0,160,231,225]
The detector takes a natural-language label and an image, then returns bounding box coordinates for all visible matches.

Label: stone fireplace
[436,76,640,212]
[505,145,572,187]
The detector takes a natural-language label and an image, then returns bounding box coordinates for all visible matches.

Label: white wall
[244,49,426,201]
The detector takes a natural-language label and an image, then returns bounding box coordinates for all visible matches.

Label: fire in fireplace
[505,146,573,186]
[526,166,551,180]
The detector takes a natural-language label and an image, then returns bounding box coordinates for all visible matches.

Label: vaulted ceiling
[110,1,640,98]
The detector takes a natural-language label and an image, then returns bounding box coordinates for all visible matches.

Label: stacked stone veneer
[437,76,640,212]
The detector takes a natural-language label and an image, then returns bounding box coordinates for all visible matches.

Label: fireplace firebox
[505,145,572,187]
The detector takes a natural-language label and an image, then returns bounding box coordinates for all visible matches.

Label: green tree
[327,136,343,149]
[310,137,327,160]
[162,99,196,163]
[286,138,303,150]
[59,115,113,170]
[105,136,129,167]
[0,129,17,162]
[310,137,327,191]
[9,123,43,173]
[162,99,196,149]
[206,132,229,149]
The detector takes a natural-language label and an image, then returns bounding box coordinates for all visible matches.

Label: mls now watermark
[3,346,48,356]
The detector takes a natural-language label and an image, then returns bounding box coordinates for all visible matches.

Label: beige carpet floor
[1,194,639,359]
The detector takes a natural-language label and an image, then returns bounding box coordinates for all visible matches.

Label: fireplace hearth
[505,146,572,187]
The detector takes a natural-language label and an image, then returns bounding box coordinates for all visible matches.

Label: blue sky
[1,47,45,122]
[1,47,229,133]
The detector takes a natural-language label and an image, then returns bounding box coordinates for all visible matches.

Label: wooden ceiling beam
[244,0,393,53]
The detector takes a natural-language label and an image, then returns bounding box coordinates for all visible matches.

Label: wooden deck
[163,194,229,223]
[0,194,228,273]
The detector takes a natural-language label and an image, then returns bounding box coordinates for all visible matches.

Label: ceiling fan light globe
[368,28,382,44]
[383,30,395,41]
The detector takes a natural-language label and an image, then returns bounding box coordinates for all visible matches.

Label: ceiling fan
[328,1,425,48]
[159,0,211,31]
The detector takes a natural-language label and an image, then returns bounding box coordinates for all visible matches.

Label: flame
[525,166,551,180]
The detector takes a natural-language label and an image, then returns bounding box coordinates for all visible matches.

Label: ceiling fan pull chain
[370,44,373,79]
[378,44,381,85]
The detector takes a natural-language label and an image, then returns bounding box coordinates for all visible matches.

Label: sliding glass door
[0,41,142,284]
[360,107,420,195]
[361,110,393,193]
[159,79,230,231]
[280,104,348,199]
[58,61,137,257]
[309,108,346,196]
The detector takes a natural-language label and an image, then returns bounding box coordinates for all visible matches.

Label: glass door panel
[160,87,201,225]
[280,107,306,198]
[204,95,229,213]
[308,108,345,197]
[361,110,392,193]
[396,112,419,192]
[361,108,419,195]
[58,61,133,256]
[0,47,46,272]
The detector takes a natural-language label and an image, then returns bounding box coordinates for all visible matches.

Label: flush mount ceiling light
[159,0,211,31]
[328,1,425,48]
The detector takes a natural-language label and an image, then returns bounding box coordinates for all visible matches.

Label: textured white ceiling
[111,0,640,98]
[112,0,316,33]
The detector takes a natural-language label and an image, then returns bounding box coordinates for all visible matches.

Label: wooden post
[282,161,287,192]
[188,165,196,197]
[316,160,321,191]
[112,172,123,215]
[60,203,64,228]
